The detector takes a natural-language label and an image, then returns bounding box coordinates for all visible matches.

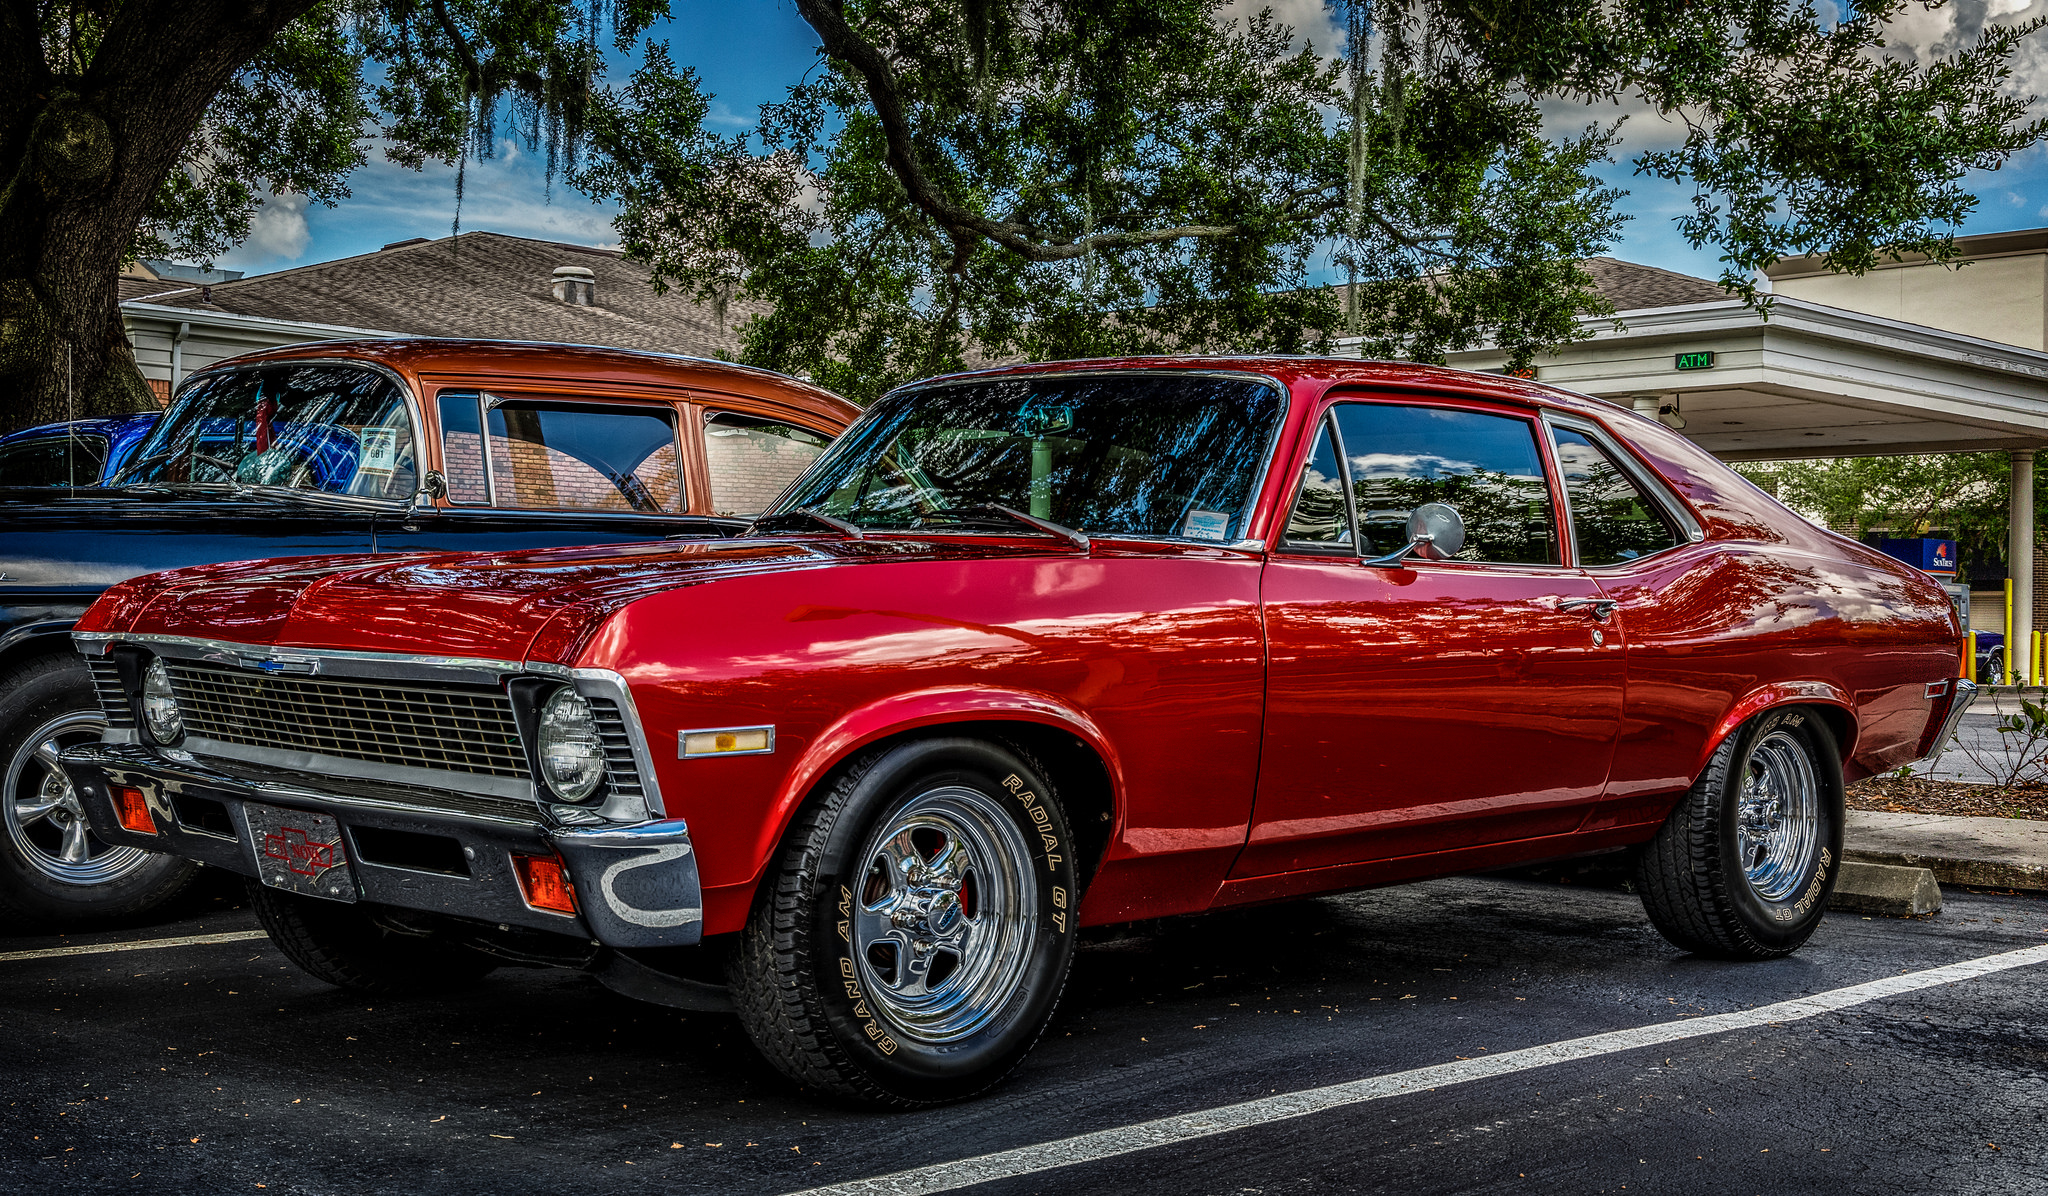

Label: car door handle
[1556,597,1618,622]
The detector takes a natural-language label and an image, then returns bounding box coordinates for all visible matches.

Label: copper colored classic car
[60,357,1970,1106]
[1,339,853,925]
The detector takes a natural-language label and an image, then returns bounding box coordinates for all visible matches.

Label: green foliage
[582,0,2048,403]
[1735,452,2036,581]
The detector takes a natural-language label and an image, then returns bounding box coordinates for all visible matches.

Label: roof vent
[552,265,596,307]
[380,237,429,251]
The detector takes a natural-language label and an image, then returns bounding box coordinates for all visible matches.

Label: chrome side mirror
[416,470,448,505]
[1364,502,1465,567]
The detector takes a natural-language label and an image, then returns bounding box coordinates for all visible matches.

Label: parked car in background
[1973,630,2005,683]
[60,356,1968,1105]
[0,412,160,487]
[1,338,855,924]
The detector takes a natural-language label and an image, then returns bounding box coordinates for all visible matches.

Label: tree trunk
[0,1,320,436]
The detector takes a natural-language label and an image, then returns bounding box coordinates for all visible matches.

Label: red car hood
[106,537,1021,665]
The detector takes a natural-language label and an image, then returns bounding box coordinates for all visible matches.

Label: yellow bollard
[1966,630,1978,684]
[2006,579,2015,685]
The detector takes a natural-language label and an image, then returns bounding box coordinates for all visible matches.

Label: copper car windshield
[778,373,1283,540]
[116,364,417,501]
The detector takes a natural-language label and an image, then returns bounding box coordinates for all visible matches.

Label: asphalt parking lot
[4,867,2046,1196]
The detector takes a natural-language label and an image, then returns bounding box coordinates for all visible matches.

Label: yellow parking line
[0,929,268,963]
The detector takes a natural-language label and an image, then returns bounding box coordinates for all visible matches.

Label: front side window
[1330,402,1560,565]
[0,433,107,487]
[1550,426,1684,565]
[1282,417,1351,548]
[117,365,416,500]
[703,412,833,517]
[439,394,682,513]
[779,373,1283,540]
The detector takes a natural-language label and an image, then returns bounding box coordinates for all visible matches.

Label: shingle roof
[1580,256,1729,311]
[132,231,761,357]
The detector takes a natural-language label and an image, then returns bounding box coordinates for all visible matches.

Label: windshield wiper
[746,508,866,540]
[920,505,1089,551]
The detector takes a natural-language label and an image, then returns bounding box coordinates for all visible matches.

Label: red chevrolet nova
[63,357,1968,1105]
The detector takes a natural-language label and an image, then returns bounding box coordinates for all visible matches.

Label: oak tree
[0,0,662,435]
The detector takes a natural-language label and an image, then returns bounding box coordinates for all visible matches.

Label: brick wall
[705,427,826,516]
[442,430,680,511]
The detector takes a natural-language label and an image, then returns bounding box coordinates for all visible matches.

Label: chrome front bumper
[61,742,702,948]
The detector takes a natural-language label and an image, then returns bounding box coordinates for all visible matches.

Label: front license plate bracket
[245,802,358,903]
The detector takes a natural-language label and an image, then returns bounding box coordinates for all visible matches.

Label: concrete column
[2014,449,2035,686]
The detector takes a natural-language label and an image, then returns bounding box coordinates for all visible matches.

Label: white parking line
[0,929,269,963]
[787,942,2048,1196]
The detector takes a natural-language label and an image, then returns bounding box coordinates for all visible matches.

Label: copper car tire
[1635,706,1844,960]
[730,736,1080,1107]
[0,651,198,924]
[246,883,498,994]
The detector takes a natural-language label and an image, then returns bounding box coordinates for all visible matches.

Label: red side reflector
[111,785,154,835]
[513,853,577,914]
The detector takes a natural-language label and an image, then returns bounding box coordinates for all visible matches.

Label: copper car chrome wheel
[4,708,152,887]
[849,784,1038,1045]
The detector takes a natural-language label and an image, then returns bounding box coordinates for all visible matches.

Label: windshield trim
[113,357,427,509]
[773,367,1291,545]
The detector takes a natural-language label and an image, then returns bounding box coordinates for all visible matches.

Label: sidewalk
[1846,810,2048,892]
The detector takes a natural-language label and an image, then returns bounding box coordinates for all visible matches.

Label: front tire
[1635,707,1844,959]
[731,736,1081,1106]
[247,883,497,994]
[0,651,198,924]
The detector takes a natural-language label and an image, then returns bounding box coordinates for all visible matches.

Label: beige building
[1767,228,2048,353]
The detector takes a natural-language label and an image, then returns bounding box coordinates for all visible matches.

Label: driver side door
[1234,396,1625,879]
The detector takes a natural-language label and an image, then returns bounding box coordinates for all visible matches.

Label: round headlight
[141,657,183,745]
[537,687,604,803]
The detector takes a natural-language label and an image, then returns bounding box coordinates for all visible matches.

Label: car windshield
[116,364,417,501]
[775,373,1283,541]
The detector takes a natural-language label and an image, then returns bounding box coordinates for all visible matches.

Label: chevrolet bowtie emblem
[240,654,318,675]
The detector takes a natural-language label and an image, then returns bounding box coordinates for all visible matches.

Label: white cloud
[221,191,312,268]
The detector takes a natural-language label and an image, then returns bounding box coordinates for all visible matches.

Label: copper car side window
[702,411,833,517]
[437,392,489,505]
[474,395,684,513]
[1550,426,1685,566]
[1330,402,1560,565]
[1282,415,1352,548]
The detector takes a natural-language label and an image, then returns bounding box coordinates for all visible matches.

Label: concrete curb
[1844,811,2048,894]
[1828,860,1942,917]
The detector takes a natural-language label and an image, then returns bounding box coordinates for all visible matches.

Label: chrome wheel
[849,784,1038,1045]
[4,709,152,886]
[1736,729,1820,902]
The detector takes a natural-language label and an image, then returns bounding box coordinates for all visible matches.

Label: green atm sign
[1675,350,1716,370]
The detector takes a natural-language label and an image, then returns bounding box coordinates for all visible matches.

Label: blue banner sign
[1874,537,1957,578]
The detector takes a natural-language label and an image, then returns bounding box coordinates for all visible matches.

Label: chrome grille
[164,661,528,779]
[86,656,133,728]
[589,697,646,806]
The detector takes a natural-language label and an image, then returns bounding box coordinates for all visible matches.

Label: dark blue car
[0,412,158,486]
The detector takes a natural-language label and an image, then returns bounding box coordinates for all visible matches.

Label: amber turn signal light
[111,785,154,835]
[513,853,577,915]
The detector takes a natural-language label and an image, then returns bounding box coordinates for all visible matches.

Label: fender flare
[745,686,1129,892]
[1696,680,1858,781]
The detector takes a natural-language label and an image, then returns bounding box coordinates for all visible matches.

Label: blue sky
[217,1,2048,288]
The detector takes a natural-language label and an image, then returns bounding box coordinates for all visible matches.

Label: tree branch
[794,0,1240,269]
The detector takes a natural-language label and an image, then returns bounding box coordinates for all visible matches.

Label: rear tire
[1635,707,1843,959]
[0,651,197,924]
[730,736,1080,1106]
[246,882,498,994]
